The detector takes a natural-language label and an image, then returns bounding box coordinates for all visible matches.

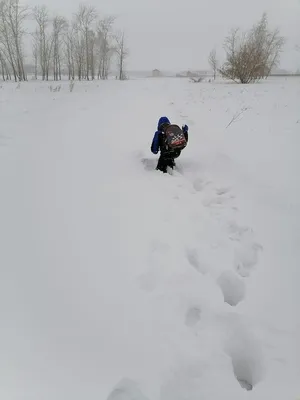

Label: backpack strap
[159,122,170,132]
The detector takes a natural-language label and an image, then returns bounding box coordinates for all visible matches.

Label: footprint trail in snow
[123,115,264,399]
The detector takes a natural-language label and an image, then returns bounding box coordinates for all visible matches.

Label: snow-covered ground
[0,77,299,400]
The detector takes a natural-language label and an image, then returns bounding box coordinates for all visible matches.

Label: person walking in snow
[151,116,189,173]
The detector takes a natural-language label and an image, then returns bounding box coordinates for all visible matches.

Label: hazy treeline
[0,0,128,81]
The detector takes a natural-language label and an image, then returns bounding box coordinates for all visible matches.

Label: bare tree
[0,51,9,80]
[8,0,27,80]
[0,52,4,80]
[63,12,117,81]
[75,4,97,80]
[87,29,96,80]
[33,5,53,80]
[96,16,115,79]
[208,48,218,80]
[0,0,28,81]
[32,30,39,79]
[115,30,128,80]
[219,13,285,83]
[52,16,67,80]
[0,2,18,81]
[72,19,85,80]
[246,13,284,79]
[0,2,125,82]
[65,25,75,80]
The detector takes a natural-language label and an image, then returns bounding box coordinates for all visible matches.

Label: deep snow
[0,77,299,400]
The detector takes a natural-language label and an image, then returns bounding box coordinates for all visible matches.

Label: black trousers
[156,150,181,173]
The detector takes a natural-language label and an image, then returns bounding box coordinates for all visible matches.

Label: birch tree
[0,0,27,81]
[0,51,10,80]
[32,30,38,79]
[72,20,85,80]
[88,28,96,80]
[0,4,17,81]
[33,5,52,80]
[97,16,115,79]
[75,4,97,80]
[208,48,218,80]
[115,30,128,80]
[65,25,75,80]
[52,16,67,80]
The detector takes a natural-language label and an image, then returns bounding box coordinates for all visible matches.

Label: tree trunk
[85,28,89,80]
[0,57,5,81]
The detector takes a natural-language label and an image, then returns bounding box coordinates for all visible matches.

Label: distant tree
[72,19,85,80]
[0,0,28,81]
[75,4,97,80]
[64,24,76,80]
[115,30,128,80]
[96,16,115,79]
[0,2,127,82]
[33,5,53,80]
[88,29,96,80]
[219,13,285,83]
[208,48,218,80]
[32,29,39,79]
[0,51,9,80]
[52,16,67,81]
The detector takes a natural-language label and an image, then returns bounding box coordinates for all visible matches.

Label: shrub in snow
[219,13,285,83]
[49,85,61,93]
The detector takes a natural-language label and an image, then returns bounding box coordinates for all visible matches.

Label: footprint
[238,379,253,391]
[141,157,157,172]
[227,222,263,277]
[203,196,226,207]
[217,271,246,306]
[224,326,265,391]
[216,187,231,196]
[139,240,170,292]
[160,362,205,400]
[202,187,235,209]
[107,378,149,400]
[193,178,211,192]
[227,221,252,242]
[234,242,262,278]
[186,248,209,274]
[185,306,201,327]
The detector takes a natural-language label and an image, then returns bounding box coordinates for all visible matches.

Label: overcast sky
[28,0,300,71]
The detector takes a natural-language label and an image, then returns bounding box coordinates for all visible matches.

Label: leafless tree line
[0,1,129,81]
[208,13,285,84]
[0,0,27,81]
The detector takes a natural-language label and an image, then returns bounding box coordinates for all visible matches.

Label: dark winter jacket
[151,116,189,156]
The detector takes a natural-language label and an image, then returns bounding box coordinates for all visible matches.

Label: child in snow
[151,116,189,173]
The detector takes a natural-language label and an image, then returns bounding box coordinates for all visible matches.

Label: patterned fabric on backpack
[163,124,187,151]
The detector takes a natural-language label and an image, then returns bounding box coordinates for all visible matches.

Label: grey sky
[28,0,300,71]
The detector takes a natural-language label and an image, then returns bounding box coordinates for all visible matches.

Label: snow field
[0,77,299,400]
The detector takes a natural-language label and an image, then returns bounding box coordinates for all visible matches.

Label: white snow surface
[0,77,300,399]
